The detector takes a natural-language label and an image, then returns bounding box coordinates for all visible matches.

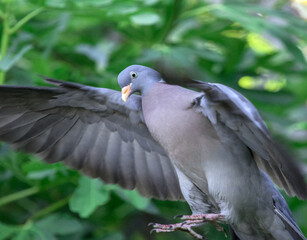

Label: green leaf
[11,230,34,240]
[115,189,149,211]
[41,13,70,57]
[22,161,65,180]
[73,0,113,8]
[22,160,61,173]
[35,214,84,235]
[33,230,56,240]
[0,45,32,71]
[76,40,118,72]
[45,0,67,8]
[106,3,138,17]
[15,227,51,240]
[103,232,125,240]
[27,169,56,180]
[69,176,110,218]
[0,222,18,240]
[130,12,160,26]
[247,33,276,54]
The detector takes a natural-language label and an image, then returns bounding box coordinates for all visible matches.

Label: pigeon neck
[141,79,161,96]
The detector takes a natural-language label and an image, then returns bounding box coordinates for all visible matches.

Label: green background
[0,0,307,239]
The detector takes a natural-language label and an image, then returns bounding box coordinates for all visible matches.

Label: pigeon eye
[130,71,137,79]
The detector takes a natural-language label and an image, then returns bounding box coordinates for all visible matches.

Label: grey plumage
[0,77,182,201]
[0,65,306,240]
[188,82,307,199]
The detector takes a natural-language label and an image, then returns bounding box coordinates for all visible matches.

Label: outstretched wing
[190,81,307,199]
[0,77,183,200]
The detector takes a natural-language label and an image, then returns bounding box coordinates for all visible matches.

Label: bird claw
[181,214,227,237]
[149,222,206,240]
[150,228,171,234]
[148,213,227,240]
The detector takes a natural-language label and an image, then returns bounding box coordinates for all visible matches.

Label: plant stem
[0,11,10,84]
[0,186,40,206]
[0,176,78,207]
[27,196,70,222]
[9,7,44,35]
[0,6,44,84]
[0,18,9,59]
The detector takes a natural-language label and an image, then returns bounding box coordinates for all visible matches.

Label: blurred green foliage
[0,0,307,239]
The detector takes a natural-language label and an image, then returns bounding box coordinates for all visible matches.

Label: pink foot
[149,222,206,240]
[149,213,227,239]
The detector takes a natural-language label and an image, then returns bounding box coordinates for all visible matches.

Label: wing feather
[190,81,307,199]
[0,79,183,201]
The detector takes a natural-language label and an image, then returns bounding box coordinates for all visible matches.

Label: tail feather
[272,191,306,240]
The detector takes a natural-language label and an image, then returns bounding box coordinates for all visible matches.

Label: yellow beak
[121,83,132,102]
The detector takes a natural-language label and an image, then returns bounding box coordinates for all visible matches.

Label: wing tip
[295,186,307,200]
[37,74,84,89]
[274,206,307,240]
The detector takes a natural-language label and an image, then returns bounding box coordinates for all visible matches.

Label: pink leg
[178,213,225,221]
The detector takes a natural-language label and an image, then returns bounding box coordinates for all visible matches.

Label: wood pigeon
[0,65,306,240]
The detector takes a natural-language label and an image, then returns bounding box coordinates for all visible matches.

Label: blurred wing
[0,77,183,201]
[190,81,307,199]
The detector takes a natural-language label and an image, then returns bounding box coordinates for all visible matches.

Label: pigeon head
[118,65,162,102]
